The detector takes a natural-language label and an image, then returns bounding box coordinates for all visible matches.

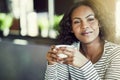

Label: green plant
[0,13,13,31]
[53,14,63,31]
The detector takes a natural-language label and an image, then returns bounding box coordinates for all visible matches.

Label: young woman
[45,0,120,80]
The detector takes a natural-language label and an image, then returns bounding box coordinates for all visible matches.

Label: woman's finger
[63,56,73,64]
[63,50,74,58]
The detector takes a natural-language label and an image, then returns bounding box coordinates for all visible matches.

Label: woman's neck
[80,38,105,63]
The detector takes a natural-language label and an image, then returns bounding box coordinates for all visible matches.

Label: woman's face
[71,5,100,44]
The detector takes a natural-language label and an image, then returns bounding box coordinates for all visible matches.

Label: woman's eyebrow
[85,14,94,18]
[72,17,81,20]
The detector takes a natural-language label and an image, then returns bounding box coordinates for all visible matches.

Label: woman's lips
[81,31,93,35]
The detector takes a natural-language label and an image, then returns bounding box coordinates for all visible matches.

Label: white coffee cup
[55,45,75,58]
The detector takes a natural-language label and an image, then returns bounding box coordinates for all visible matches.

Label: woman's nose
[81,21,89,29]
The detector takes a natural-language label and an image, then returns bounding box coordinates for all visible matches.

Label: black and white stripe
[45,41,120,80]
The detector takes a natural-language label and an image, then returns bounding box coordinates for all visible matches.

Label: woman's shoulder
[104,40,120,57]
[71,40,120,51]
[105,40,120,49]
[104,40,120,63]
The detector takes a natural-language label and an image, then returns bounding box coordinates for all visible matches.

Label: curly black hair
[57,0,105,45]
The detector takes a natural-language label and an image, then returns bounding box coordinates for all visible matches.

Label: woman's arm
[45,64,57,80]
[45,63,69,80]
[62,47,101,80]
[69,61,101,80]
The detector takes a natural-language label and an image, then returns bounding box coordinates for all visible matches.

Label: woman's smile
[81,30,93,36]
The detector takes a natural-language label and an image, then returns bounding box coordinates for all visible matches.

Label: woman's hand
[46,45,67,65]
[62,47,88,67]
[46,45,58,65]
[46,45,88,67]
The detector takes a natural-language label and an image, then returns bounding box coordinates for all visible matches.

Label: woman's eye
[88,18,95,22]
[73,21,80,24]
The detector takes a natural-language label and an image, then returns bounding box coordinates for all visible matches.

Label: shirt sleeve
[45,63,69,80]
[69,61,101,80]
[45,61,101,80]
[104,54,120,80]
[44,64,57,80]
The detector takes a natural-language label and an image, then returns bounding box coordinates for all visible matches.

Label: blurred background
[0,0,120,80]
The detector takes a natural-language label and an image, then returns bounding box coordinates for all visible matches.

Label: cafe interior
[0,0,120,80]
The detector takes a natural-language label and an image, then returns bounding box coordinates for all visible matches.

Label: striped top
[45,41,120,80]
